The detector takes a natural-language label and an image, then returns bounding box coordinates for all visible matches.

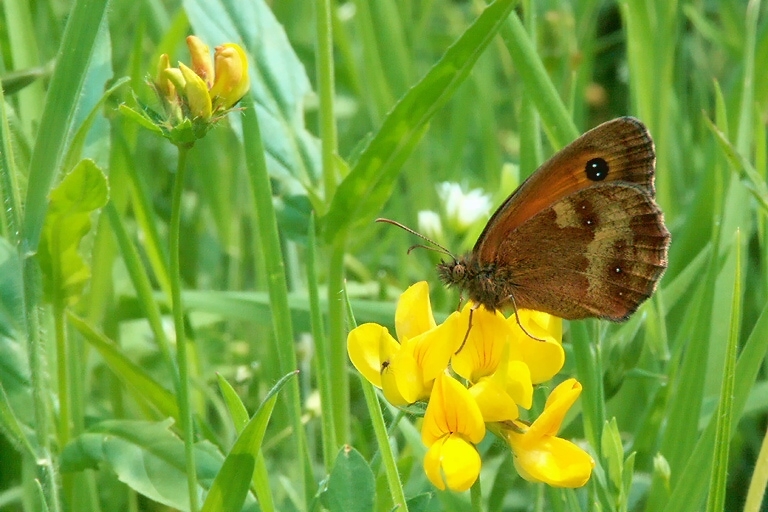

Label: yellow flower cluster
[121,35,250,147]
[155,36,250,122]
[347,282,594,492]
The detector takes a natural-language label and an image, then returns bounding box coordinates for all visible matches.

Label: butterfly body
[437,117,670,321]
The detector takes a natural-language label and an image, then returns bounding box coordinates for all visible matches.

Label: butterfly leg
[455,304,477,354]
[508,294,546,342]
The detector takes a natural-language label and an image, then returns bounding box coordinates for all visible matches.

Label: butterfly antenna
[376,218,455,259]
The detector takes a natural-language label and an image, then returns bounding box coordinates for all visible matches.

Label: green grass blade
[20,0,110,253]
[705,231,741,512]
[322,0,518,244]
[201,371,296,512]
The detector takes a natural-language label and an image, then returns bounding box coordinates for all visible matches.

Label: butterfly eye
[585,158,609,181]
[452,264,466,281]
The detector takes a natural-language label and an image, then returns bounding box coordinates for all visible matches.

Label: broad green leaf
[68,313,179,422]
[184,0,320,193]
[321,0,518,244]
[321,446,375,512]
[201,371,295,512]
[60,419,224,511]
[0,237,34,438]
[38,159,109,306]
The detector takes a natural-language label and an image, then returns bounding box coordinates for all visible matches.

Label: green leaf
[321,446,375,512]
[704,115,768,213]
[0,237,34,440]
[601,417,624,497]
[60,419,224,511]
[321,0,518,244]
[201,371,295,512]
[216,374,249,432]
[705,231,741,512]
[38,159,109,306]
[68,313,179,422]
[662,294,768,512]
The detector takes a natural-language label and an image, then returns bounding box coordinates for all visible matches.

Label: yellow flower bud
[155,54,176,98]
[210,43,250,109]
[180,62,212,119]
[186,35,214,88]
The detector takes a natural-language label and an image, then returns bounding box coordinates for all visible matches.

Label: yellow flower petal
[412,311,462,382]
[154,54,176,98]
[210,43,250,109]
[469,376,519,422]
[529,379,581,438]
[505,360,533,409]
[422,373,485,446]
[424,434,481,492]
[186,35,214,88]
[179,62,212,119]
[509,310,564,384]
[452,305,511,382]
[394,281,436,341]
[386,348,427,404]
[346,323,399,388]
[510,435,594,488]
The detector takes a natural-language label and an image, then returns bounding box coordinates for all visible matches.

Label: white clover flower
[418,210,443,241]
[437,182,492,232]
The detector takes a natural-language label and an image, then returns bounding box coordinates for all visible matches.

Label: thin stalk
[315,0,338,205]
[359,377,407,511]
[104,201,179,394]
[169,146,198,512]
[54,302,70,447]
[327,239,349,446]
[343,290,406,510]
[241,95,314,503]
[306,214,336,470]
[469,477,483,512]
[744,423,768,512]
[22,260,61,512]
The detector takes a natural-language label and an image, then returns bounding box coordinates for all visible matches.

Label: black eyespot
[585,158,609,181]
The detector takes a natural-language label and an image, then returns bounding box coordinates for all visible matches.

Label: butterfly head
[436,257,469,289]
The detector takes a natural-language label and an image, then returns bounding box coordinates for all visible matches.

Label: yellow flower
[450,305,563,422]
[422,373,485,492]
[210,43,250,110]
[503,379,595,488]
[132,35,250,146]
[347,282,462,405]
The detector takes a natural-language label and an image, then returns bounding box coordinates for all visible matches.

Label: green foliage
[38,160,109,306]
[321,446,376,512]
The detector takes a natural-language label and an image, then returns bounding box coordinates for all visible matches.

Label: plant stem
[327,239,349,446]
[306,214,336,470]
[22,259,61,512]
[469,477,483,512]
[359,377,407,510]
[315,0,338,205]
[169,145,198,512]
[241,95,315,503]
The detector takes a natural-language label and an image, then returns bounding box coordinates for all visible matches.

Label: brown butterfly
[383,117,670,324]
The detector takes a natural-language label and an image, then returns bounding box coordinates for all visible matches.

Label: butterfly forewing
[476,117,656,263]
